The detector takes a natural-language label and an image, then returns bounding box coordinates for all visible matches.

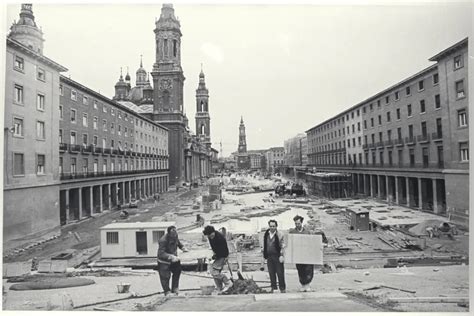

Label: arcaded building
[58,76,169,224]
[306,38,469,225]
[3,4,68,242]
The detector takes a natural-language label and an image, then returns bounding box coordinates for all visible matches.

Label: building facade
[306,38,469,225]
[58,76,169,225]
[265,146,285,173]
[3,4,68,242]
[284,133,307,167]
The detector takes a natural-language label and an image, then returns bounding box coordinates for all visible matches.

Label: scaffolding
[305,172,352,199]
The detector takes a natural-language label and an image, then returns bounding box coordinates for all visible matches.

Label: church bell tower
[195,66,211,147]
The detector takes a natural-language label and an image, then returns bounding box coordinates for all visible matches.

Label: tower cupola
[8,4,45,54]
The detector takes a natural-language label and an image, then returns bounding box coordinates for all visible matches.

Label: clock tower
[150,4,186,184]
[238,116,247,153]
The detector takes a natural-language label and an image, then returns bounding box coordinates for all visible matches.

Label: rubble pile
[222,279,262,295]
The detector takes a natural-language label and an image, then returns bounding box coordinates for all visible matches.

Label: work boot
[164,291,171,296]
[280,289,286,293]
[221,283,232,293]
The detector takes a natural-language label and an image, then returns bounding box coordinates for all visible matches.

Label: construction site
[2,174,470,312]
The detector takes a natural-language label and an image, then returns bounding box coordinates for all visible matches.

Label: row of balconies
[311,161,445,170]
[313,132,444,153]
[59,168,170,181]
[59,143,168,158]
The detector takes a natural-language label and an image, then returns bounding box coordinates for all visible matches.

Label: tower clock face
[159,79,172,90]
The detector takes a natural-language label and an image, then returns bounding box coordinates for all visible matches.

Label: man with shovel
[203,225,232,293]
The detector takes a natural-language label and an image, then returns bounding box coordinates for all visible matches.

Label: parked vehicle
[129,199,139,208]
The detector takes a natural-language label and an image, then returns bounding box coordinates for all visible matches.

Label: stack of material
[408,219,445,236]
[377,229,423,250]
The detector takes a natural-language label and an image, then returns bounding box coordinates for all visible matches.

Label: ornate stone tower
[195,66,211,147]
[8,4,44,54]
[151,4,185,115]
[150,4,187,185]
[238,116,247,153]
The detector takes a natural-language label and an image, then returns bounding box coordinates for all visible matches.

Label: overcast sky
[5,2,472,156]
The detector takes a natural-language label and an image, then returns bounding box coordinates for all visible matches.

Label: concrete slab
[50,260,68,273]
[254,291,346,301]
[37,260,52,273]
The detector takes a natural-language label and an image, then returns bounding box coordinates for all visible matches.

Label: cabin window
[106,232,119,244]
[153,231,165,243]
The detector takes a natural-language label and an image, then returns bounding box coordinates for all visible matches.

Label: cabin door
[136,231,148,255]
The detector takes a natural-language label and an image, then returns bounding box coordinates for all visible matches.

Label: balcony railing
[394,138,404,146]
[432,132,443,141]
[59,143,68,152]
[103,148,111,155]
[93,146,102,155]
[309,162,446,170]
[81,144,92,154]
[376,141,384,148]
[69,144,81,153]
[417,134,430,143]
[60,168,171,181]
[384,140,394,147]
[405,136,416,145]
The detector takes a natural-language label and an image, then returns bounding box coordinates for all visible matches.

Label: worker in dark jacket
[203,225,231,293]
[157,226,188,296]
[289,215,314,292]
[262,219,286,293]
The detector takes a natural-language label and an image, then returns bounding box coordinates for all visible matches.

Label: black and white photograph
[1,0,471,312]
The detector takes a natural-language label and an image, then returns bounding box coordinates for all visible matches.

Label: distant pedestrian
[202,225,232,293]
[157,226,188,296]
[262,220,286,293]
[289,215,314,292]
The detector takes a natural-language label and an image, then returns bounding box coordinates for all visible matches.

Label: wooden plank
[285,234,323,265]
[388,297,468,303]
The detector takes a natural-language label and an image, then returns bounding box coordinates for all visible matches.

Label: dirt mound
[9,277,95,290]
[409,219,445,236]
[222,279,262,295]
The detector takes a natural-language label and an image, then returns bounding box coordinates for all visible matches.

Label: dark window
[363,120,367,129]
[422,148,429,167]
[379,151,384,166]
[379,132,383,143]
[371,118,374,127]
[369,103,373,111]
[386,111,391,122]
[435,94,441,109]
[408,125,413,140]
[437,146,444,168]
[388,151,393,166]
[397,127,402,140]
[173,40,178,57]
[13,153,24,176]
[387,130,392,141]
[406,86,411,95]
[420,100,426,113]
[436,118,442,138]
[385,96,389,104]
[407,104,412,117]
[409,148,415,166]
[377,100,381,107]
[378,115,382,125]
[433,73,439,84]
[398,149,403,166]
[357,122,360,131]
[455,80,465,98]
[418,80,424,91]
[395,91,399,100]
[396,108,401,120]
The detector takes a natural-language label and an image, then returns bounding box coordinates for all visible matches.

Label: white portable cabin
[100,221,175,258]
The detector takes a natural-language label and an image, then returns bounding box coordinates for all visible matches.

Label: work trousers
[296,264,314,285]
[266,255,286,290]
[158,261,182,294]
[210,257,230,290]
